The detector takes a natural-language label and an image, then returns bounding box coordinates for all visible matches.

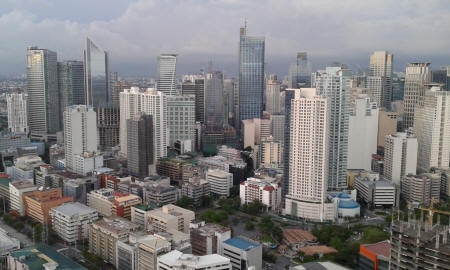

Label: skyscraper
[157,54,177,96]
[314,67,351,191]
[238,26,265,128]
[63,105,98,171]
[127,114,154,178]
[415,84,450,172]
[283,88,335,222]
[384,130,417,185]
[111,80,130,107]
[97,105,120,151]
[26,46,60,139]
[58,60,85,121]
[369,51,393,108]
[223,78,236,124]
[84,37,109,108]
[6,92,28,134]
[265,74,281,114]
[181,77,205,123]
[167,95,196,150]
[403,63,431,129]
[205,71,224,130]
[288,52,312,88]
[282,89,296,207]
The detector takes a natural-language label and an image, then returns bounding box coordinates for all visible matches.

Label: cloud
[0,0,449,76]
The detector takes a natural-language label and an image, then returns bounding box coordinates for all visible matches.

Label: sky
[0,0,449,77]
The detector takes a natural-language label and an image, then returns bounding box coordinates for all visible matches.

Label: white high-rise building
[283,88,335,222]
[6,92,28,134]
[384,131,418,185]
[403,63,432,129]
[157,54,177,96]
[415,85,450,172]
[265,74,281,114]
[369,51,393,108]
[167,95,196,150]
[366,76,383,107]
[259,136,283,169]
[347,95,379,171]
[63,105,98,172]
[120,87,167,159]
[314,67,351,191]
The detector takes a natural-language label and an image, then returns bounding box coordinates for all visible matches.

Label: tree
[245,200,266,215]
[200,195,213,208]
[175,196,194,209]
[230,186,239,198]
[245,221,255,230]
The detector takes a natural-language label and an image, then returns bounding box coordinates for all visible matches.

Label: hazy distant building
[97,105,120,151]
[157,54,177,96]
[6,92,28,134]
[270,114,285,144]
[111,80,130,106]
[26,46,60,139]
[84,37,109,108]
[265,75,281,114]
[288,52,312,88]
[205,71,224,130]
[369,51,393,108]
[384,131,417,185]
[403,63,432,129]
[127,114,154,178]
[58,60,85,119]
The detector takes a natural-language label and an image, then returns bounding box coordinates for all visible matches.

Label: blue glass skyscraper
[84,37,109,108]
[238,26,265,129]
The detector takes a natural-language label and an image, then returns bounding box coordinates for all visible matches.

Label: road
[0,218,34,247]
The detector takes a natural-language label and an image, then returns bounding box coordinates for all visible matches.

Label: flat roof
[51,202,97,217]
[223,237,260,250]
[361,241,390,258]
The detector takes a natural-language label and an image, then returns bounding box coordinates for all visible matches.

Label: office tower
[377,110,399,148]
[97,105,120,151]
[238,26,265,128]
[403,63,432,129]
[84,37,109,108]
[282,89,296,207]
[392,73,405,101]
[63,105,98,171]
[6,92,28,134]
[366,76,383,107]
[288,52,312,88]
[157,54,177,96]
[181,77,205,123]
[109,71,118,101]
[205,71,224,130]
[26,46,60,139]
[127,114,154,178]
[111,80,130,106]
[314,67,351,191]
[347,95,379,171]
[432,67,449,90]
[57,60,85,119]
[265,74,281,114]
[283,88,335,222]
[415,85,450,172]
[120,87,167,159]
[270,114,285,144]
[167,95,196,150]
[369,51,393,108]
[223,78,236,123]
[384,131,418,185]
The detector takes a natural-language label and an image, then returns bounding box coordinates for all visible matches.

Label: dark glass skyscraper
[58,60,85,120]
[288,52,312,88]
[84,37,109,108]
[238,26,265,129]
[205,71,224,130]
[127,114,154,178]
[282,89,295,207]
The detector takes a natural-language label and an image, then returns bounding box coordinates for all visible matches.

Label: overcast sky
[1,0,449,77]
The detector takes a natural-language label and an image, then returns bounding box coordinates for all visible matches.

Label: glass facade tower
[205,71,224,130]
[288,52,312,88]
[84,37,109,108]
[58,60,85,120]
[157,54,177,96]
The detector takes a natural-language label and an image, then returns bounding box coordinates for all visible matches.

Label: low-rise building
[190,221,231,256]
[87,188,115,216]
[359,241,390,270]
[240,176,281,212]
[155,229,192,253]
[8,180,36,215]
[181,177,210,204]
[23,187,73,224]
[283,229,317,250]
[49,202,98,244]
[221,236,262,270]
[346,169,368,189]
[147,204,195,234]
[131,204,154,230]
[63,177,98,204]
[73,151,104,176]
[401,173,441,205]
[158,250,231,270]
[145,184,177,206]
[0,228,20,268]
[355,175,396,207]
[9,155,44,180]
[206,169,233,197]
[0,174,11,211]
[298,245,338,257]
[112,193,142,219]
[259,136,283,169]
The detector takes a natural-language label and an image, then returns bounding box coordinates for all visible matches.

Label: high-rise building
[238,26,265,128]
[367,76,383,107]
[205,71,224,130]
[6,92,28,134]
[415,84,450,172]
[120,87,167,160]
[347,95,379,171]
[84,37,109,108]
[288,52,312,88]
[270,114,285,144]
[111,80,130,106]
[127,114,154,178]
[181,77,205,123]
[283,88,335,222]
[223,78,236,124]
[384,131,418,185]
[431,67,448,90]
[369,51,393,108]
[167,95,196,150]
[314,67,351,191]
[265,74,281,114]
[97,105,120,151]
[63,105,98,172]
[282,89,296,207]
[157,54,177,96]
[57,60,85,120]
[26,46,60,139]
[109,71,118,101]
[401,173,441,206]
[403,63,431,129]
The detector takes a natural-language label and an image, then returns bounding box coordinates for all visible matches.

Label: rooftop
[92,217,139,235]
[159,250,230,268]
[193,223,231,236]
[283,229,316,244]
[338,200,360,209]
[223,237,260,251]
[291,261,349,270]
[299,245,338,256]
[361,241,390,258]
[10,180,35,190]
[0,174,11,187]
[50,202,97,217]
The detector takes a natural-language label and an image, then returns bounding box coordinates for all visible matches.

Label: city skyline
[1,0,449,76]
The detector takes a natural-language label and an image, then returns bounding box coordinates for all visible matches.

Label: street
[0,218,34,247]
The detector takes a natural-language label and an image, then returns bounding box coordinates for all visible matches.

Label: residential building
[112,193,142,219]
[147,204,195,233]
[63,177,98,204]
[154,229,191,253]
[167,95,195,149]
[144,184,177,206]
[270,114,285,144]
[348,95,379,171]
[206,169,233,197]
[111,80,130,106]
[283,88,335,222]
[158,250,231,270]
[88,217,139,266]
[127,114,154,178]
[354,175,396,207]
[205,71,224,130]
[403,63,432,129]
[181,78,205,123]
[23,187,73,224]
[377,110,399,149]
[8,180,36,215]
[259,136,283,169]
[0,132,31,152]
[73,152,103,176]
[401,173,441,205]
[314,67,351,190]
[369,51,393,108]
[288,52,312,88]
[6,92,28,134]
[156,158,187,187]
[50,202,98,244]
[265,74,281,114]
[384,131,418,185]
[242,118,272,149]
[359,241,390,270]
[26,46,60,139]
[97,105,120,151]
[181,177,210,204]
[57,60,85,119]
[157,54,177,96]
[238,25,265,128]
[221,236,262,270]
[240,176,281,212]
[84,37,109,108]
[190,222,231,256]
[87,188,115,216]
[440,169,450,198]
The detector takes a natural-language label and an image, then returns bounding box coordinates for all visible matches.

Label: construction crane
[412,198,450,226]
